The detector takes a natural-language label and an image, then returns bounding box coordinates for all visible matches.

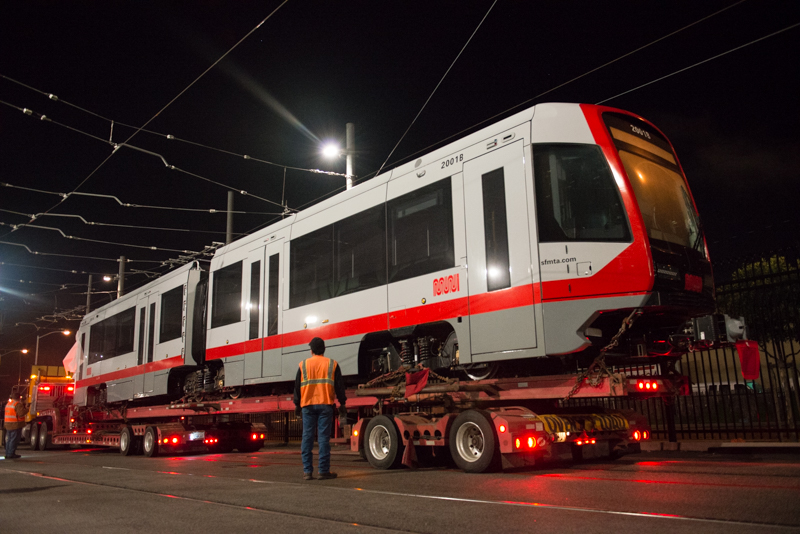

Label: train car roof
[211,103,581,260]
[80,261,200,326]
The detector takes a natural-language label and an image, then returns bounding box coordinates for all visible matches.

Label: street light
[321,122,355,190]
[34,330,71,368]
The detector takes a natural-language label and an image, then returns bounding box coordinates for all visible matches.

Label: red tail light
[67,386,74,392]
[515,438,521,449]
[171,437,179,444]
[635,379,661,392]
[527,437,535,449]
[87,429,92,434]
[251,433,258,440]
[39,386,51,391]
[643,430,650,440]
[498,425,506,433]
[633,430,642,441]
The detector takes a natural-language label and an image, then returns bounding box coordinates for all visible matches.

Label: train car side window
[334,204,386,297]
[88,307,136,364]
[137,307,146,365]
[249,261,261,340]
[533,144,630,242]
[78,333,86,380]
[267,254,279,336]
[388,177,454,283]
[290,224,334,308]
[160,286,184,343]
[290,204,386,308]
[482,168,511,291]
[147,302,156,363]
[211,261,243,328]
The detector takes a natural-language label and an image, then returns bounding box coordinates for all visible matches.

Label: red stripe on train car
[76,355,184,389]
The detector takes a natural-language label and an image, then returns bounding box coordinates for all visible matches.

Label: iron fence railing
[566,246,800,441]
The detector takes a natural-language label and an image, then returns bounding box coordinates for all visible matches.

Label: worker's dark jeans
[5,428,21,457]
[301,404,333,474]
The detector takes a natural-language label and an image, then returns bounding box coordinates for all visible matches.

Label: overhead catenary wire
[0,240,169,263]
[357,0,752,185]
[0,1,291,241]
[374,0,498,180]
[596,22,800,105]
[0,209,241,236]
[1,74,351,180]
[0,222,203,255]
[0,182,283,216]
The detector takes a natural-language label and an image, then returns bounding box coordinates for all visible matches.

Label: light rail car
[74,103,714,406]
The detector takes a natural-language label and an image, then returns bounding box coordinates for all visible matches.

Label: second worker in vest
[4,393,29,459]
[294,337,347,480]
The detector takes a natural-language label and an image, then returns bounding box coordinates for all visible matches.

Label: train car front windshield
[603,113,705,258]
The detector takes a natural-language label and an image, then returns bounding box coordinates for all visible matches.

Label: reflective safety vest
[299,356,337,407]
[4,399,23,424]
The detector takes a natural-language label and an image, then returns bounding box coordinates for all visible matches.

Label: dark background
[1,1,798,398]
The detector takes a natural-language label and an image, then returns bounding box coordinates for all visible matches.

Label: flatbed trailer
[29,369,676,471]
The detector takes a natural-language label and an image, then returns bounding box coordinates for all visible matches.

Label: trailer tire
[38,421,51,451]
[120,426,135,456]
[364,415,404,470]
[143,426,159,458]
[29,423,40,451]
[449,410,499,473]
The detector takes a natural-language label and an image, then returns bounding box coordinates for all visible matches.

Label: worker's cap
[309,337,325,355]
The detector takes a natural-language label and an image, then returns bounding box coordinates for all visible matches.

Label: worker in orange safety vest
[293,337,347,480]
[4,393,29,459]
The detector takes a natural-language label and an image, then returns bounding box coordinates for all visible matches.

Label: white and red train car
[74,103,714,406]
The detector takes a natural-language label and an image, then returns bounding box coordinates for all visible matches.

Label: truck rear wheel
[29,423,40,451]
[449,410,499,473]
[38,421,51,451]
[120,426,135,456]
[364,415,404,469]
[143,426,159,458]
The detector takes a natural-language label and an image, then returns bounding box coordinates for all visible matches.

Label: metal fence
[566,247,800,442]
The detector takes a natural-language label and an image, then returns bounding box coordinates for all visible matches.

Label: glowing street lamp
[34,330,71,367]
[321,123,355,190]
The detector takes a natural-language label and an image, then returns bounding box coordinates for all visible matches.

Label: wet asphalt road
[1,442,799,533]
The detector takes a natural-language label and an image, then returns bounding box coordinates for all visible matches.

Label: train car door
[262,240,283,377]
[463,141,538,357]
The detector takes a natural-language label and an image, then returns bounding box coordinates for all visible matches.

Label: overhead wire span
[374,0,498,179]
[0,210,240,236]
[0,221,203,254]
[596,21,800,104]
[1,182,282,216]
[0,0,291,240]
[0,240,166,263]
[359,0,751,183]
[1,74,350,179]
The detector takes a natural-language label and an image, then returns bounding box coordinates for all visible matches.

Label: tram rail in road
[2,443,799,533]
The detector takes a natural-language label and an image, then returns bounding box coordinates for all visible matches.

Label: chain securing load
[563,308,643,401]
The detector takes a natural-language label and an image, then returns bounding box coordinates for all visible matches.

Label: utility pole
[345,122,354,190]
[86,274,93,314]
[117,256,126,298]
[226,190,234,244]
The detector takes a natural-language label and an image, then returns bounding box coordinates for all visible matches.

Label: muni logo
[433,274,460,296]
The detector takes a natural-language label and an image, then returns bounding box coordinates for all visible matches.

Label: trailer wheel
[120,426,136,456]
[38,421,51,451]
[364,415,404,469]
[143,426,159,458]
[449,410,499,473]
[29,423,40,451]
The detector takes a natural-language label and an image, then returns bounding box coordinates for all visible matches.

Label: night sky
[1,1,798,396]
